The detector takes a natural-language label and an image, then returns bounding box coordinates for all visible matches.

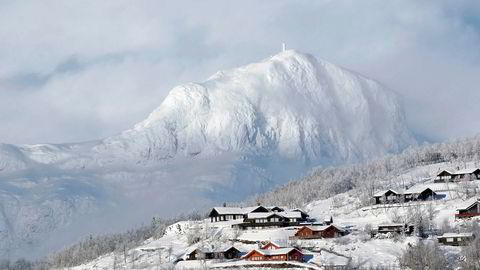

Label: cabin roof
[438,232,474,238]
[437,168,480,177]
[378,223,406,227]
[261,241,281,249]
[186,244,240,255]
[280,211,303,219]
[373,189,402,197]
[437,169,455,176]
[246,212,280,219]
[244,248,302,257]
[456,197,480,211]
[453,168,480,175]
[211,205,268,215]
[246,211,302,219]
[404,185,435,195]
[300,224,345,232]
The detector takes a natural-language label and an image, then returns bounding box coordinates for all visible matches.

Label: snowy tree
[399,241,450,270]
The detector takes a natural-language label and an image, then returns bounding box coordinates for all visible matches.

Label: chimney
[223,202,227,207]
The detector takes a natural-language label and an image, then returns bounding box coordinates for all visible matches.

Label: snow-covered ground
[67,162,480,269]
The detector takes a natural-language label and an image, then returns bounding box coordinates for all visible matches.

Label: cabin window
[457,238,462,241]
[446,238,454,242]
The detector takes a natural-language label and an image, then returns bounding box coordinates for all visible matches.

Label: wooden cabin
[293,225,346,239]
[186,246,241,260]
[376,224,414,235]
[374,187,437,205]
[455,198,480,219]
[404,187,437,202]
[243,248,304,262]
[208,205,269,222]
[435,168,480,183]
[234,211,308,230]
[437,233,475,246]
[373,189,401,204]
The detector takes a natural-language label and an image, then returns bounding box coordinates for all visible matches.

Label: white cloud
[0,0,480,143]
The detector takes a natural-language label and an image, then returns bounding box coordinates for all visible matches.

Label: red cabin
[243,248,304,262]
[294,225,346,239]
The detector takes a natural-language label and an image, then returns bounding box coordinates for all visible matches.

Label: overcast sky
[1,0,479,144]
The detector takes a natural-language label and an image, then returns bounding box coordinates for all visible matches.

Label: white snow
[0,50,414,258]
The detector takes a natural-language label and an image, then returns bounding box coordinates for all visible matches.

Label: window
[457,238,462,241]
[446,238,454,242]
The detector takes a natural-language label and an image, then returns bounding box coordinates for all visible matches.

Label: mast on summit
[282,43,286,52]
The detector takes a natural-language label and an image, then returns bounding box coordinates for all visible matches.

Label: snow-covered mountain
[0,50,414,259]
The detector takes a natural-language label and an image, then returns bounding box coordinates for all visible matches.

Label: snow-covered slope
[68,162,479,270]
[0,50,414,259]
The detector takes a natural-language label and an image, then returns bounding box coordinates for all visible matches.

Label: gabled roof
[378,223,407,227]
[437,169,455,176]
[456,197,480,211]
[438,232,474,238]
[290,208,309,215]
[246,211,303,220]
[186,244,240,255]
[211,207,246,215]
[299,224,345,232]
[281,211,302,219]
[260,241,281,249]
[210,205,269,216]
[437,168,480,177]
[404,185,436,195]
[243,248,302,258]
[453,168,480,175]
[373,189,402,197]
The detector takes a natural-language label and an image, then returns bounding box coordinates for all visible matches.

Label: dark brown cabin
[437,233,475,246]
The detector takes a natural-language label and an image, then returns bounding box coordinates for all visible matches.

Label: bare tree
[399,241,450,270]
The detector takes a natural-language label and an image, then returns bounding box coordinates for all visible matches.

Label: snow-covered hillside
[64,161,480,270]
[0,50,414,259]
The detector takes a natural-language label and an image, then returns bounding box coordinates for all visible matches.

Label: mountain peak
[113,51,414,163]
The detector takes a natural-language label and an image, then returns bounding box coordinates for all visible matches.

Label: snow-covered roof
[438,232,474,238]
[246,211,302,219]
[404,184,434,194]
[246,212,279,219]
[290,208,308,214]
[373,189,402,197]
[301,224,345,232]
[212,207,247,215]
[437,168,480,176]
[261,241,281,249]
[378,223,406,227]
[281,211,302,219]
[187,244,239,254]
[453,168,480,175]
[437,169,455,176]
[244,248,302,257]
[212,205,267,215]
[456,197,480,211]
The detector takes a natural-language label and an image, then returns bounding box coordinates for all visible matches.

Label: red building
[243,248,304,262]
[455,198,480,219]
[294,225,346,239]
